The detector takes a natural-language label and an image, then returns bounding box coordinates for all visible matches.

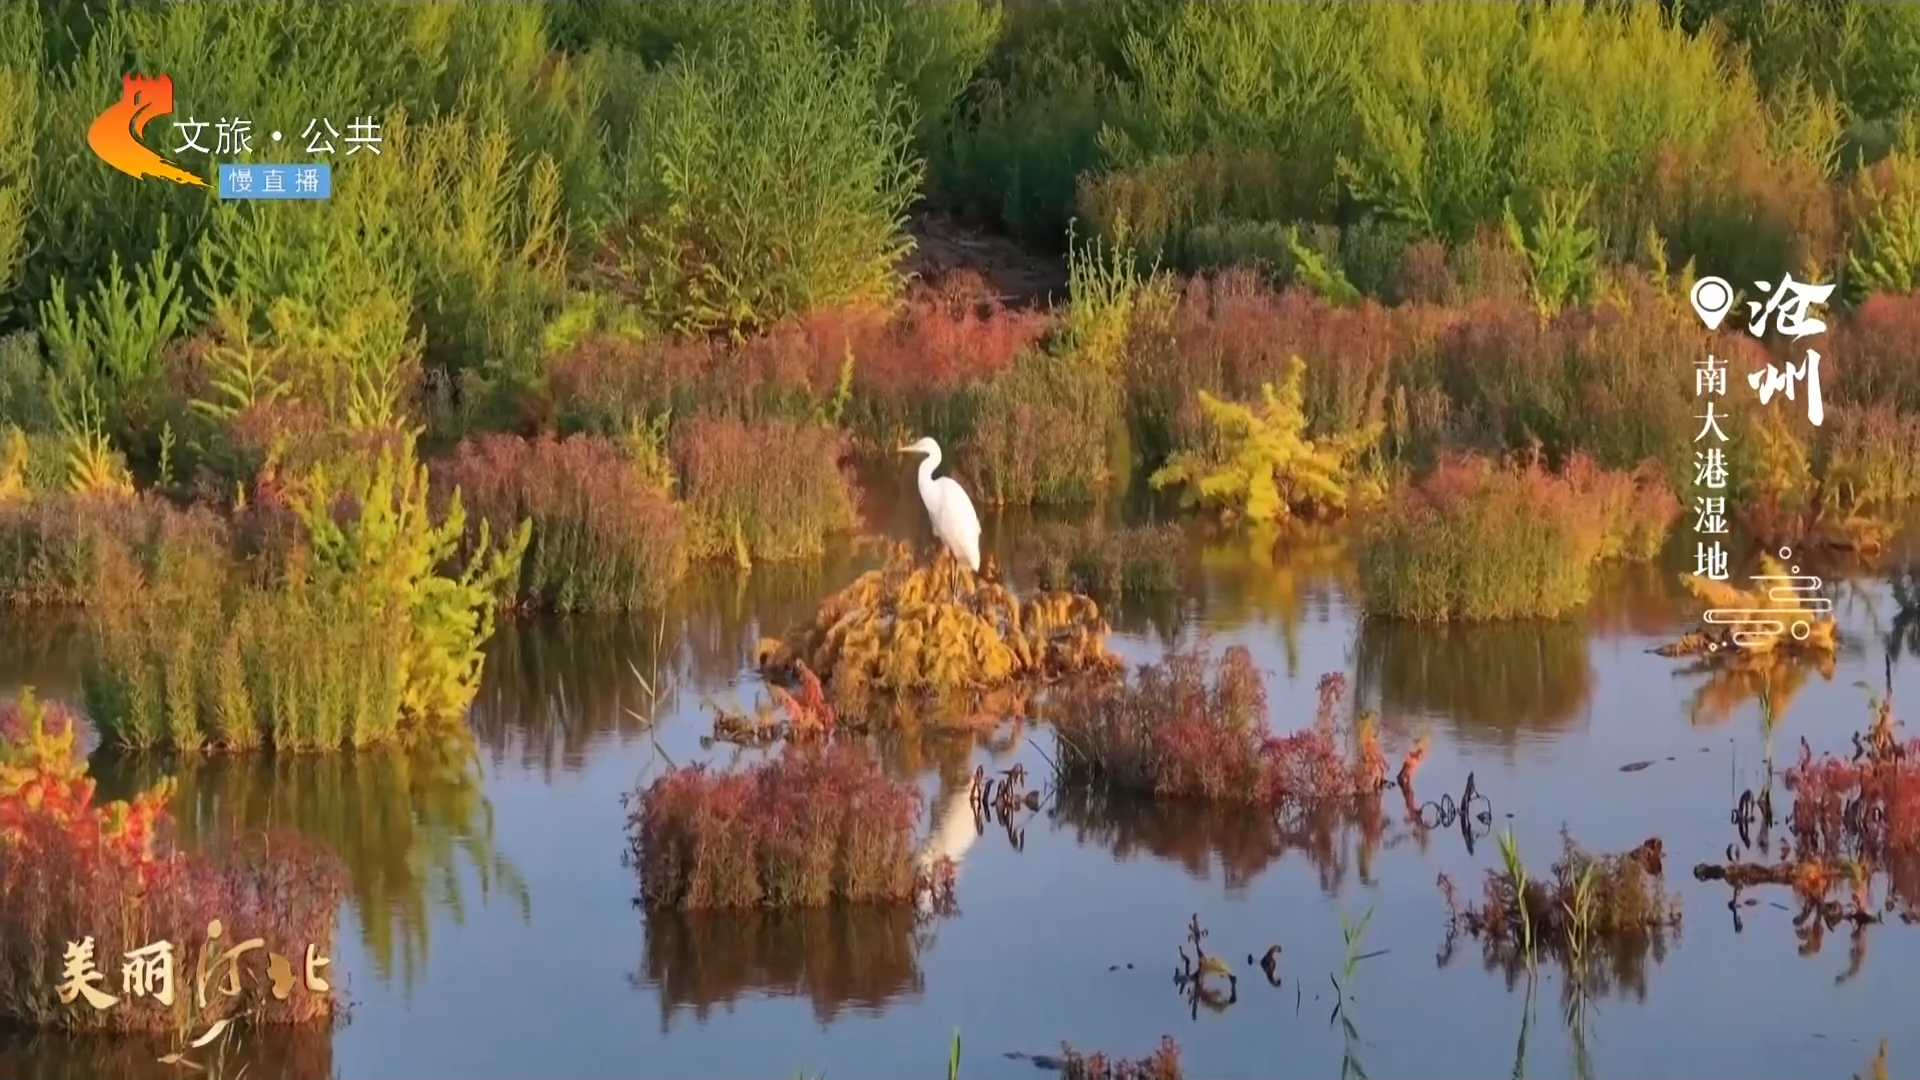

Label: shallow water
[3,496,1917,1080]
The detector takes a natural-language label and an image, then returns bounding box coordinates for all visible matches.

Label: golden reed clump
[758,544,1118,716]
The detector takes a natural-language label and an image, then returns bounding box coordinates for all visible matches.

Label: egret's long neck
[916,446,940,498]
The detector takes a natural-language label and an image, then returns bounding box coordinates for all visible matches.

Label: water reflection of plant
[0,1023,334,1080]
[1681,647,1830,729]
[97,742,528,995]
[638,904,933,1028]
[471,616,683,778]
[0,611,85,704]
[1193,530,1353,676]
[1051,787,1388,894]
[1355,618,1592,737]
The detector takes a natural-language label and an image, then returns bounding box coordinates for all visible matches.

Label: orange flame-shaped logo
[87,74,206,188]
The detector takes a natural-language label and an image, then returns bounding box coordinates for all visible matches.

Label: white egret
[898,437,981,573]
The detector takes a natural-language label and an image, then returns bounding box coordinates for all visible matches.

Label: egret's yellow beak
[896,444,915,453]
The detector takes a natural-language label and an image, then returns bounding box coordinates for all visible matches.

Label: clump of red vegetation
[545,275,1051,450]
[1828,291,1920,415]
[749,273,1050,403]
[1785,696,1918,863]
[434,433,686,611]
[672,416,857,562]
[1059,1035,1183,1080]
[0,690,344,1031]
[1052,648,1408,808]
[626,743,954,910]
[1693,699,1918,934]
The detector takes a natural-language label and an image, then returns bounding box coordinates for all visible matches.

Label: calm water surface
[3,493,1917,1080]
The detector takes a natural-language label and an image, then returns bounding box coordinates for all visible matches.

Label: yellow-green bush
[1848,132,1920,295]
[1076,3,1814,281]
[1150,356,1383,525]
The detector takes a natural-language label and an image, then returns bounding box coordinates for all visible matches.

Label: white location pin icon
[1690,276,1733,330]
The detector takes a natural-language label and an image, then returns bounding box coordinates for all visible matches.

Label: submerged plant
[1499,828,1536,967]
[1057,1035,1183,1080]
[1441,832,1678,975]
[1053,652,1409,809]
[1332,904,1376,1010]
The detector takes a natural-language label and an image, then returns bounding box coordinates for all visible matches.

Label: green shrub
[197,109,566,397]
[0,331,54,433]
[1109,4,1353,221]
[610,15,920,335]
[816,0,1001,146]
[1183,218,1296,276]
[1076,148,1307,269]
[39,238,194,433]
[1699,0,1920,128]
[933,48,1140,246]
[549,0,773,63]
[1360,453,1677,621]
[0,5,35,323]
[24,2,435,318]
[673,417,857,563]
[966,352,1119,506]
[1502,188,1600,317]
[1077,3,1778,269]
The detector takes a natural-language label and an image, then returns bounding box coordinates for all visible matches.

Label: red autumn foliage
[748,274,1051,399]
[1784,702,1920,865]
[626,743,952,910]
[1125,273,1409,456]
[545,333,719,434]
[433,433,686,611]
[1828,291,1920,415]
[0,493,230,607]
[544,276,1050,449]
[0,691,345,1032]
[672,416,857,560]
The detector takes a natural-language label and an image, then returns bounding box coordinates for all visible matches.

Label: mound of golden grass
[758,544,1117,714]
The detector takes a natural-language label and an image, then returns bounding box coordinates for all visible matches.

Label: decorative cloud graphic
[87,74,207,189]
